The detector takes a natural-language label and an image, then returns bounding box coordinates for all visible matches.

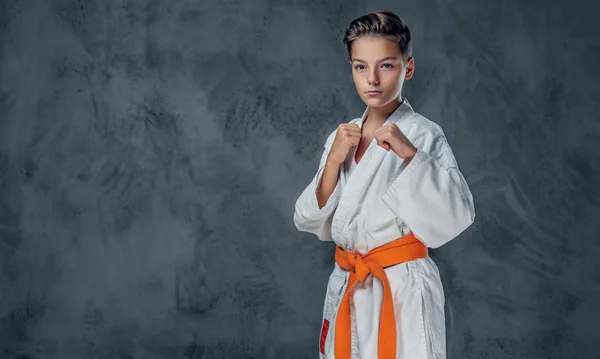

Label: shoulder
[348,117,362,125]
[398,112,446,142]
[398,112,457,166]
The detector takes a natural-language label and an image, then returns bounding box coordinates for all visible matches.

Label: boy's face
[349,36,414,109]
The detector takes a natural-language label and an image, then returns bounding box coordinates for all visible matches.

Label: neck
[366,97,403,126]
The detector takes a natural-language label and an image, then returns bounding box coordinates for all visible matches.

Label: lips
[366,90,382,94]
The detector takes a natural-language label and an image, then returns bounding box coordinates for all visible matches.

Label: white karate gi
[293,99,475,359]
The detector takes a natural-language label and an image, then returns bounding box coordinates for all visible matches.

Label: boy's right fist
[327,123,361,165]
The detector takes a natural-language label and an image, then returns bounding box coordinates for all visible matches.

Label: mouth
[366,90,383,96]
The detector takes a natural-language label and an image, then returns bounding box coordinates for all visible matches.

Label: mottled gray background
[1,0,599,358]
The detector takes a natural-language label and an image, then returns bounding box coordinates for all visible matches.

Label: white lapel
[339,107,369,184]
[331,98,415,249]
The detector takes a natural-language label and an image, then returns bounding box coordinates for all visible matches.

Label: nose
[368,69,379,86]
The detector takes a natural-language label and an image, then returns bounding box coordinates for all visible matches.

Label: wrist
[405,146,418,162]
[325,156,342,167]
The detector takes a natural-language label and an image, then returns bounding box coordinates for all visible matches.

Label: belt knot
[349,253,370,282]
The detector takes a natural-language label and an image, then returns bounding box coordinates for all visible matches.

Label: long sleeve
[293,138,342,242]
[381,134,475,248]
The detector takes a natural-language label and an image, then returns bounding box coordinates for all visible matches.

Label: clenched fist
[327,123,361,165]
[375,124,417,161]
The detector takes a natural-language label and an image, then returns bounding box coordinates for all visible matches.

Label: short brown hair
[343,10,413,63]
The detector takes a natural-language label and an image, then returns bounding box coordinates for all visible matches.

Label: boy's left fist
[374,124,417,162]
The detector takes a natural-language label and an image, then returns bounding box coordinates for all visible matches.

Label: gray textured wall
[1,0,599,358]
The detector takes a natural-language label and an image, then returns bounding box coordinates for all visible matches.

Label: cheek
[383,72,403,89]
[352,73,367,89]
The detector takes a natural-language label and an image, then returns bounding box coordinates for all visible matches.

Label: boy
[293,10,476,359]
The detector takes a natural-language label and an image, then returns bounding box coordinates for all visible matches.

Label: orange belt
[334,233,428,359]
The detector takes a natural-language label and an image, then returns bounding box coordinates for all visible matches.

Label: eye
[354,65,365,70]
[382,63,393,69]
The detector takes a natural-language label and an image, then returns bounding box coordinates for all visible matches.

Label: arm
[381,134,475,248]
[317,156,342,208]
[293,139,343,242]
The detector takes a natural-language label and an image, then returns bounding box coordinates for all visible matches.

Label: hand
[327,123,361,165]
[374,124,417,161]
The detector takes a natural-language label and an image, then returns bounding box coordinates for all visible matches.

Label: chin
[362,96,393,108]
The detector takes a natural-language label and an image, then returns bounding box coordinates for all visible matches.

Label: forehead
[351,36,402,61]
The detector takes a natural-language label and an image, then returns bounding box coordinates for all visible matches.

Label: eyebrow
[351,57,399,63]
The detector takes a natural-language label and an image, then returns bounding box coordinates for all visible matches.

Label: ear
[404,57,415,80]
